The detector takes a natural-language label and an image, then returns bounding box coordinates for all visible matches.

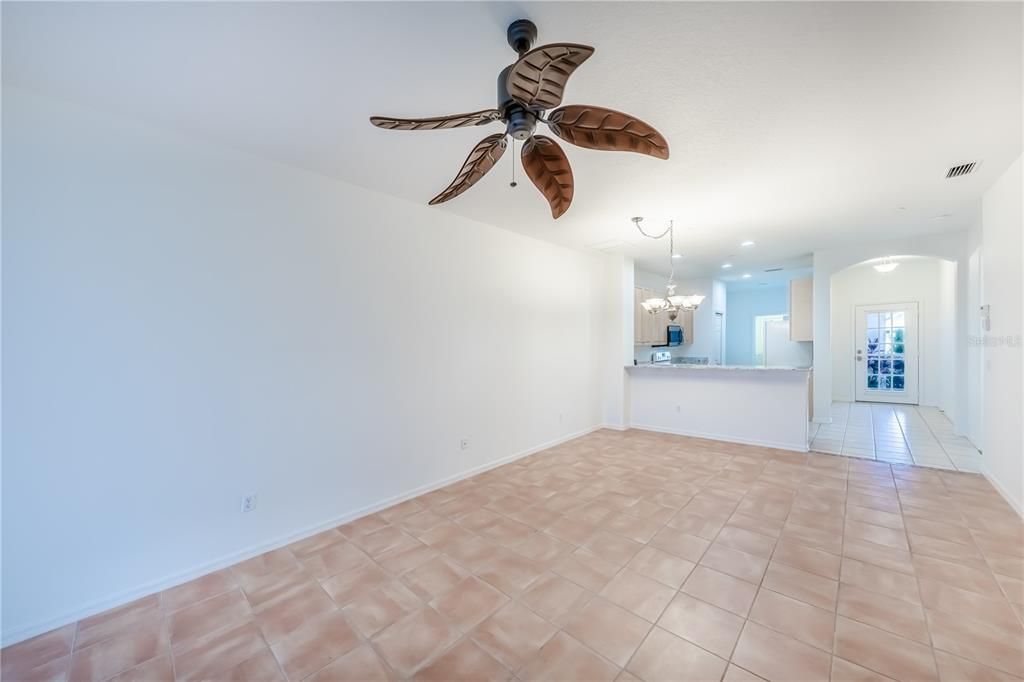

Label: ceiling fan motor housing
[505,105,537,140]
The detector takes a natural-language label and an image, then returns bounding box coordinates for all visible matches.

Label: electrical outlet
[460,439,469,450]
[241,494,258,513]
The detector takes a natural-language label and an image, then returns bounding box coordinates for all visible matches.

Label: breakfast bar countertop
[627,363,812,372]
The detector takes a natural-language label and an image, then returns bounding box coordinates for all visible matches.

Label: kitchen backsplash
[632,346,711,364]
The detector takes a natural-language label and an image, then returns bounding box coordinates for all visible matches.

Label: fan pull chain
[509,139,517,188]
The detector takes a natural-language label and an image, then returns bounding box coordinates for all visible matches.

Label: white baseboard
[600,423,628,431]
[627,423,809,453]
[812,416,833,424]
[1,424,602,647]
[981,463,1024,519]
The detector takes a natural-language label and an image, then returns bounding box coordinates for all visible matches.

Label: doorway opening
[754,314,787,366]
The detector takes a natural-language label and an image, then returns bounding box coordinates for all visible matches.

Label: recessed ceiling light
[740,241,755,247]
[741,273,752,279]
[722,263,733,269]
[672,253,682,259]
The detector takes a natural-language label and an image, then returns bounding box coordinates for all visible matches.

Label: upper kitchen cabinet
[789,277,813,341]
[634,287,658,345]
[637,287,662,345]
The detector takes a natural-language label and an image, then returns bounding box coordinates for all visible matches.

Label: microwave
[654,325,683,347]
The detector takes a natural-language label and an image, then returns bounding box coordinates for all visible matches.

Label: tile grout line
[893,462,944,679]
[720,454,798,675]
[829,460,849,681]
[605,459,739,679]
[618,446,757,682]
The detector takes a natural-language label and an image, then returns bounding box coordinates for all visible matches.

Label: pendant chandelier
[632,217,705,320]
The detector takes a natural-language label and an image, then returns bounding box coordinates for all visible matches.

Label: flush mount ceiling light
[874,257,899,273]
[370,19,669,219]
[742,273,752,279]
[672,253,683,259]
[632,217,705,319]
[741,240,755,247]
[722,263,733,269]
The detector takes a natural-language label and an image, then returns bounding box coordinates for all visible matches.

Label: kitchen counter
[629,363,811,372]
[626,362,812,451]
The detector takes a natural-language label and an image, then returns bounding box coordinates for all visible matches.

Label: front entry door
[855,303,919,404]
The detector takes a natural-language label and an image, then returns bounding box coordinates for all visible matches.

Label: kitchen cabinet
[789,277,813,341]
[676,308,695,344]
[641,288,657,343]
[635,287,655,345]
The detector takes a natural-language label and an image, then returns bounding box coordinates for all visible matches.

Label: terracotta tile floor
[4,429,1023,681]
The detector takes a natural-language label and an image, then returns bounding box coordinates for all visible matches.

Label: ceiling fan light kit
[370,19,669,219]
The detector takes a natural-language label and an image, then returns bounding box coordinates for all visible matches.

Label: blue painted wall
[725,285,789,365]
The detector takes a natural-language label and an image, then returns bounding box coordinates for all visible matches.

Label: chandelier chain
[632,217,676,284]
[631,216,673,240]
[630,216,705,315]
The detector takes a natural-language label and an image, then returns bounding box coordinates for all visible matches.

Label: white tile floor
[809,401,984,472]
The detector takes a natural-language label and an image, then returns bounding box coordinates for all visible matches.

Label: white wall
[1,89,614,643]
[965,217,984,449]
[978,155,1023,512]
[938,259,958,416]
[603,255,636,429]
[830,258,957,409]
[633,270,725,363]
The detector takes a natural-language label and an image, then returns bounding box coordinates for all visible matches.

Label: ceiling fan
[370,19,669,219]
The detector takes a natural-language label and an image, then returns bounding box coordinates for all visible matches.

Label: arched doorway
[809,255,981,472]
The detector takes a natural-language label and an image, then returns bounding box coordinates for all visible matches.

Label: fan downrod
[506,19,538,55]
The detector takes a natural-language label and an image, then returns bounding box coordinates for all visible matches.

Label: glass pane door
[855,303,918,404]
[865,311,907,393]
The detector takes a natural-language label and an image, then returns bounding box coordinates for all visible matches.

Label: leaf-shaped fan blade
[547,105,670,160]
[521,135,574,219]
[370,109,502,131]
[429,133,508,205]
[506,43,595,110]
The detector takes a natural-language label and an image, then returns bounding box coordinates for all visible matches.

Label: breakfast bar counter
[626,364,812,451]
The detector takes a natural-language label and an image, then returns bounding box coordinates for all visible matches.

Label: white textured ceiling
[3,2,1021,277]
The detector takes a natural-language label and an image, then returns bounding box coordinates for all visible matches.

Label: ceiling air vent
[946,162,977,178]
[764,267,784,273]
